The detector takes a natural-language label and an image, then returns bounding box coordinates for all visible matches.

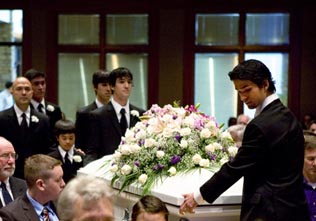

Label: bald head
[10,77,33,111]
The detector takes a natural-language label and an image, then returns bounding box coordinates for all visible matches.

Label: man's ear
[36,179,46,191]
[263,79,269,91]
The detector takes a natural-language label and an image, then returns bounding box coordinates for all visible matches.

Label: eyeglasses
[0,153,18,160]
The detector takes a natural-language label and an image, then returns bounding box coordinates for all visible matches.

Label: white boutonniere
[73,155,82,163]
[131,110,139,117]
[31,115,39,123]
[46,105,55,112]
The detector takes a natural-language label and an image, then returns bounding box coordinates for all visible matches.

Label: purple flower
[170,155,181,164]
[175,134,181,142]
[153,164,164,171]
[134,161,140,167]
[138,139,145,146]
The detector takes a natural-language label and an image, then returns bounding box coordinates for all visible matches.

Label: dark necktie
[1,182,13,205]
[37,103,44,113]
[64,152,72,166]
[41,207,50,221]
[20,113,28,138]
[120,108,127,135]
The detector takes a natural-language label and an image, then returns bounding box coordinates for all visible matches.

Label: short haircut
[92,70,110,88]
[228,59,276,93]
[57,175,113,221]
[5,81,12,89]
[54,119,76,136]
[109,67,133,87]
[24,68,46,81]
[24,154,62,187]
[131,195,169,221]
[304,134,316,150]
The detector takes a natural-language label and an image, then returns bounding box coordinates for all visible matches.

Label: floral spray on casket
[108,102,238,195]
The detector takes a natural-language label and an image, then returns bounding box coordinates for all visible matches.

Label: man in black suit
[24,68,63,144]
[75,70,111,152]
[0,137,26,208]
[0,154,65,221]
[0,77,52,179]
[84,67,145,165]
[180,59,310,221]
[48,119,85,183]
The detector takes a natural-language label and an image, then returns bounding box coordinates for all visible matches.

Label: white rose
[120,144,131,155]
[200,128,211,138]
[46,104,55,112]
[144,138,156,148]
[179,127,191,136]
[121,165,132,175]
[131,110,140,117]
[192,154,202,165]
[199,159,210,168]
[179,140,188,148]
[205,144,215,153]
[156,150,165,158]
[163,127,173,138]
[138,174,148,185]
[168,166,177,176]
[73,155,82,163]
[130,144,141,153]
[110,164,118,172]
[113,151,122,160]
[31,115,39,123]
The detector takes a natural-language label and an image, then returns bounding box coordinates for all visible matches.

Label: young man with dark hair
[180,59,309,221]
[75,70,111,151]
[84,67,145,165]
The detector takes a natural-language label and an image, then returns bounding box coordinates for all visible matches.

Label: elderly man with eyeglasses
[0,137,26,208]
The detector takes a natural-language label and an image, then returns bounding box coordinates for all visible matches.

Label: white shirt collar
[31,99,45,109]
[111,97,130,115]
[255,94,279,117]
[95,98,104,108]
[58,145,74,159]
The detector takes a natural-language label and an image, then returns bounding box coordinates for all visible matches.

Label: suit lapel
[21,194,40,221]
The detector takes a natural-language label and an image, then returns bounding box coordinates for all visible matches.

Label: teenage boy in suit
[0,137,27,208]
[0,77,52,179]
[180,59,310,221]
[75,70,111,152]
[84,67,145,165]
[48,119,84,183]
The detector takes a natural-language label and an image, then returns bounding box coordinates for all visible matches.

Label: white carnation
[73,155,82,163]
[110,164,118,172]
[180,127,191,136]
[138,174,148,185]
[179,140,188,148]
[168,166,177,176]
[192,154,202,165]
[205,143,216,153]
[131,110,140,117]
[199,159,210,168]
[200,128,211,138]
[156,150,165,158]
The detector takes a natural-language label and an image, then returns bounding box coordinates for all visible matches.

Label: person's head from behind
[23,68,46,102]
[55,119,76,152]
[228,117,237,127]
[4,81,13,90]
[309,123,316,135]
[131,195,169,221]
[10,77,33,110]
[228,59,276,110]
[92,70,111,104]
[24,154,65,202]
[0,137,17,181]
[109,67,133,103]
[57,175,114,221]
[303,134,316,183]
[226,124,246,148]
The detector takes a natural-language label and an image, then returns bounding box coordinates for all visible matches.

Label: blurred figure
[57,175,114,221]
[309,122,316,135]
[237,114,250,125]
[75,70,111,152]
[0,137,26,208]
[227,117,237,127]
[303,134,316,221]
[0,81,13,111]
[302,113,315,130]
[0,154,65,221]
[226,124,246,148]
[131,195,169,221]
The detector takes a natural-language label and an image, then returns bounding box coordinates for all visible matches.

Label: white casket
[78,155,243,221]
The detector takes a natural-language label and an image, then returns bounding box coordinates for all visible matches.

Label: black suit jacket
[200,99,310,221]
[48,148,84,183]
[30,101,63,144]
[84,102,145,165]
[75,101,98,151]
[0,193,57,221]
[0,177,27,208]
[0,107,53,178]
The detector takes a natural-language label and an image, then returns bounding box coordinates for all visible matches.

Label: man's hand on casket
[179,193,198,215]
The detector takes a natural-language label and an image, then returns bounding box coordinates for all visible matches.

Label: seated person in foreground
[131,195,169,221]
[48,119,85,183]
[57,174,114,221]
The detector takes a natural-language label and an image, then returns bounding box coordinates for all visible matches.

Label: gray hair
[57,175,113,221]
